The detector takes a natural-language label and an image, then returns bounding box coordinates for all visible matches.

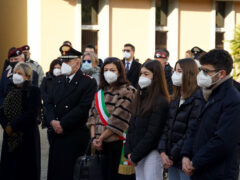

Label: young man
[122,43,141,88]
[181,49,240,180]
[46,45,97,180]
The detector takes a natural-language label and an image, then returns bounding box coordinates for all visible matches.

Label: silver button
[54,105,56,107]
[65,105,69,108]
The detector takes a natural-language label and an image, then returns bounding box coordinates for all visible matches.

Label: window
[216,2,225,28]
[156,0,168,26]
[216,32,224,49]
[82,0,99,25]
[155,0,168,50]
[156,31,167,50]
[82,30,98,53]
[81,0,99,52]
[215,1,226,49]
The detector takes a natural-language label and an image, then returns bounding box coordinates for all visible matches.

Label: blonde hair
[14,62,33,82]
[83,52,99,65]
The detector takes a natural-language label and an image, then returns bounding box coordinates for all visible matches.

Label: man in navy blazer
[122,43,141,88]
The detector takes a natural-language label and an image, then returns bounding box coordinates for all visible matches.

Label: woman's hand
[160,152,173,169]
[93,138,103,151]
[127,153,137,167]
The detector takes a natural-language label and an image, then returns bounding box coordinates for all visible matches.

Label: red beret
[8,48,23,58]
[21,45,30,51]
[154,50,167,59]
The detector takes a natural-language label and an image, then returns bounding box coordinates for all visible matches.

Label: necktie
[65,77,70,86]
[126,62,130,73]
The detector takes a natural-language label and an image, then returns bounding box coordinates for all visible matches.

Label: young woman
[0,62,41,180]
[125,60,170,180]
[87,57,136,180]
[158,58,203,180]
[81,52,100,86]
[40,58,62,128]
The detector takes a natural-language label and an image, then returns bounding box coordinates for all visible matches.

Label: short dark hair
[99,57,130,90]
[49,59,62,76]
[200,49,233,75]
[124,43,135,52]
[85,44,96,52]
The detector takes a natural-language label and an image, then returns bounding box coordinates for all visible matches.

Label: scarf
[3,87,23,152]
[202,75,231,101]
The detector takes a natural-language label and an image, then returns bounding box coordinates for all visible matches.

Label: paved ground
[0,127,49,180]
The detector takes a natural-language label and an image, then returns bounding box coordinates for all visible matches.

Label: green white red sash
[95,89,125,140]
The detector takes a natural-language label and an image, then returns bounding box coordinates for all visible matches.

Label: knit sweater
[87,84,136,142]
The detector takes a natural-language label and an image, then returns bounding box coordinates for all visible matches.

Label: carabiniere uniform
[46,45,97,180]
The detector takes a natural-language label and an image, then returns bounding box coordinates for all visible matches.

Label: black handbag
[73,139,105,180]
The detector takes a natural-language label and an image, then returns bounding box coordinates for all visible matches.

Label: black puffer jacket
[158,89,204,167]
[125,92,169,163]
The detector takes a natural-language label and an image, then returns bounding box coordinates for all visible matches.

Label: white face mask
[104,71,118,84]
[61,62,73,75]
[197,70,219,88]
[53,68,61,76]
[171,71,182,86]
[13,73,24,85]
[123,51,131,59]
[138,76,152,89]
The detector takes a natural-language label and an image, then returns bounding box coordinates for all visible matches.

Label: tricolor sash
[95,89,125,140]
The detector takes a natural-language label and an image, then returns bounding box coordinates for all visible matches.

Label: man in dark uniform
[21,45,44,86]
[46,45,97,180]
[154,49,173,94]
[122,43,141,88]
[0,48,39,106]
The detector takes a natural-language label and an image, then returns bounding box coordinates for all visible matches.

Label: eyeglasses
[200,68,219,75]
[82,60,91,63]
[122,49,131,53]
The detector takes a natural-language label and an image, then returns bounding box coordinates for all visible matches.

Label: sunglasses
[82,60,91,63]
[122,49,131,53]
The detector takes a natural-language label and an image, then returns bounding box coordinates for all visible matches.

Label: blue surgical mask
[81,62,92,71]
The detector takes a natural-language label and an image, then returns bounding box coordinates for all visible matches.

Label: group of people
[0,41,239,180]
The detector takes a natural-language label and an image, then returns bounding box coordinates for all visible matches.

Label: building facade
[0,0,240,72]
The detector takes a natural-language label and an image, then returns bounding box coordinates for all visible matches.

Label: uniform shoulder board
[83,73,93,79]
[29,60,35,63]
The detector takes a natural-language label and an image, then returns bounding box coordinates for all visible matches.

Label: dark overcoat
[46,70,97,180]
[0,84,41,180]
[182,78,240,180]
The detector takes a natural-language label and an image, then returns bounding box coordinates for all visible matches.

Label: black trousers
[102,140,123,180]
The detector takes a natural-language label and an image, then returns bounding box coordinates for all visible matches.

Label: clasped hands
[160,152,195,176]
[182,157,195,176]
[51,120,63,134]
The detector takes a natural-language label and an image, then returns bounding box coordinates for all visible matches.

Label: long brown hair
[99,57,130,90]
[133,60,170,117]
[172,58,199,100]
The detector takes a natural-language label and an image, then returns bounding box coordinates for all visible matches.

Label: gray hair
[14,62,33,82]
